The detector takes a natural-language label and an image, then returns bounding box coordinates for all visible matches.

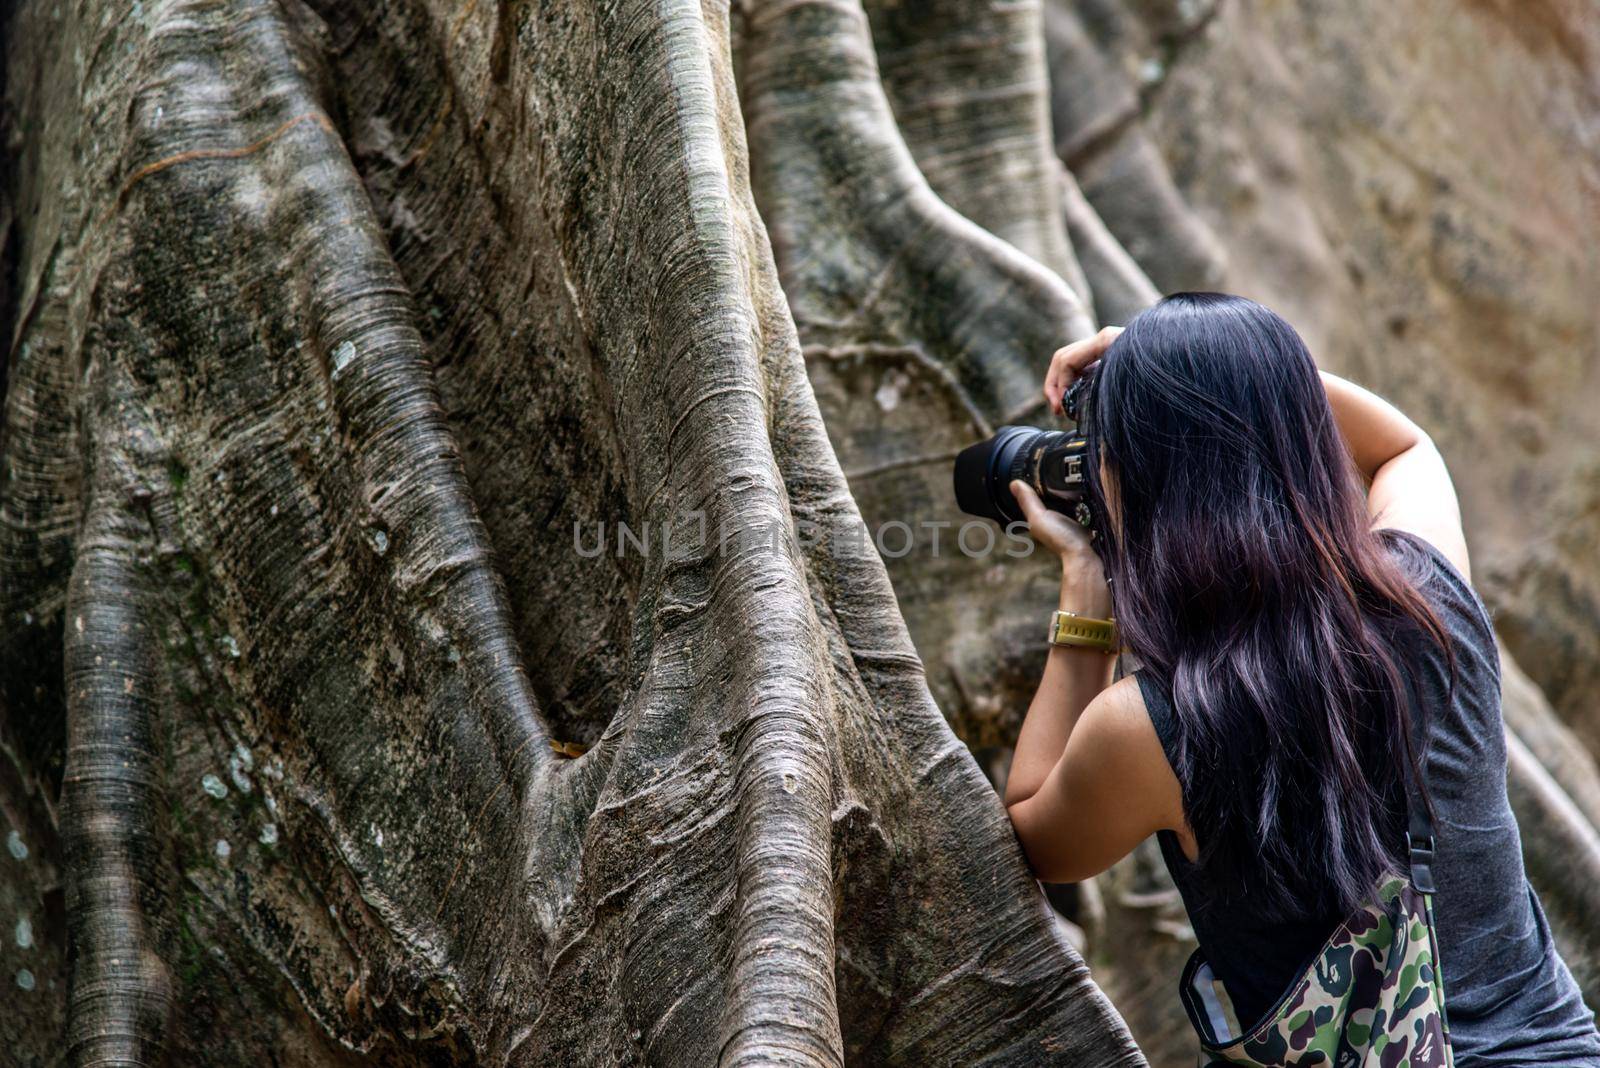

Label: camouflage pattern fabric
[1179,876,1454,1067]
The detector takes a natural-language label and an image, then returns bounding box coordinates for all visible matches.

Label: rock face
[1046,2,1600,1063]
[1082,0,1600,746]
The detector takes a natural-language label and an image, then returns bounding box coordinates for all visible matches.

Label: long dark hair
[1081,292,1454,921]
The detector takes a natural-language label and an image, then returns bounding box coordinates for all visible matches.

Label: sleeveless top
[1135,529,1600,1064]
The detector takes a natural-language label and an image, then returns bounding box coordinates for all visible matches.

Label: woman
[1003,293,1600,1065]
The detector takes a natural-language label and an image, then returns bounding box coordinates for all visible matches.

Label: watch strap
[1048,610,1117,652]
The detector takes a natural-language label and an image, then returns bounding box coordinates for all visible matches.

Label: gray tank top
[1136,530,1600,1064]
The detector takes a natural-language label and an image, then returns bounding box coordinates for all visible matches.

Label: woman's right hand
[1044,325,1122,416]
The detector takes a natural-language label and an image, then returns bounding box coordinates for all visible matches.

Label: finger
[1043,349,1063,413]
[1010,480,1045,525]
[1065,325,1122,374]
[1044,346,1075,414]
[1045,327,1122,413]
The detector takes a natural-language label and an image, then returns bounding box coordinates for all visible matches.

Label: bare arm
[1320,371,1471,581]
[1002,562,1117,809]
[1000,326,1199,881]
[1000,478,1190,883]
[1006,676,1184,883]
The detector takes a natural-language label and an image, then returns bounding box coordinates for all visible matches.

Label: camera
[952,378,1096,531]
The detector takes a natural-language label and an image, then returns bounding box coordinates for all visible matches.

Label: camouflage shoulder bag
[1176,777,1454,1067]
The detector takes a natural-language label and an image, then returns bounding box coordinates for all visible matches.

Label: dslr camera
[952,376,1096,532]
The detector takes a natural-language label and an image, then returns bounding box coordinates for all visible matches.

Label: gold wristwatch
[1048,610,1118,653]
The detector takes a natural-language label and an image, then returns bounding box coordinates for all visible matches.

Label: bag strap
[1400,665,1438,894]
[1406,786,1437,894]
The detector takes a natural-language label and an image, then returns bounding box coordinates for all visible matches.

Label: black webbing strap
[1401,668,1438,894]
[1407,790,1437,894]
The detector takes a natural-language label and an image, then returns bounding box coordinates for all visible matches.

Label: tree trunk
[0,0,1144,1064]
[4,2,1600,1067]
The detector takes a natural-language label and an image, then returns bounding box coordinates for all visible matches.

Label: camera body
[952,378,1096,531]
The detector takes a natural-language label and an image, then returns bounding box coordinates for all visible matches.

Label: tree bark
[0,0,1143,1063]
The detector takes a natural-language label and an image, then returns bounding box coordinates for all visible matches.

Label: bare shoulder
[1079,672,1150,739]
[1009,672,1191,882]
[1366,435,1472,583]
[1075,674,1179,805]
[1076,673,1192,848]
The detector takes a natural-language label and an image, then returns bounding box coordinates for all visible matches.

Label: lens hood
[953,426,1036,526]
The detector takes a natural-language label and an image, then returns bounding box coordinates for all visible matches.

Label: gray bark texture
[0,0,1143,1064]
[2,1,1599,1067]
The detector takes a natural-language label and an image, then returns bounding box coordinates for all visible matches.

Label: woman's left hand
[1044,325,1122,415]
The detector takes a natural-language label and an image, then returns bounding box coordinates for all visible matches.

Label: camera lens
[953,426,1040,526]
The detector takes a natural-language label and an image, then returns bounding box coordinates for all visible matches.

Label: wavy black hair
[1080,292,1455,921]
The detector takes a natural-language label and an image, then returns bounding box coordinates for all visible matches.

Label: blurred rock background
[1043,1,1600,1059]
[1081,0,1600,739]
